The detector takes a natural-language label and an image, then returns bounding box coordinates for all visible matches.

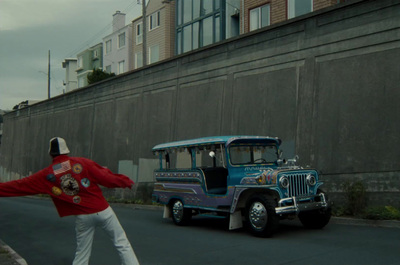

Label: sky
[0,0,143,111]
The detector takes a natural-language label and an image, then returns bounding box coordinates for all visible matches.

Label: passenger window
[195,147,224,168]
[176,151,192,169]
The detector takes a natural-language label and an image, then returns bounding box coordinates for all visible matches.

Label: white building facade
[62,58,78,92]
[103,11,133,75]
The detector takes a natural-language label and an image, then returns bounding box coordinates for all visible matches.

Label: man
[0,137,140,265]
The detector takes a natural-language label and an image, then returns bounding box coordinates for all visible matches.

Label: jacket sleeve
[84,158,134,189]
[0,170,48,197]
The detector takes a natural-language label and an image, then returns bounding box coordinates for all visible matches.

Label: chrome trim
[275,193,329,215]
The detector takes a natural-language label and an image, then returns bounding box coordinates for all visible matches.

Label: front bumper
[275,193,330,215]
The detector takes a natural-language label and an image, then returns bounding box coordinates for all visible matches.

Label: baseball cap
[49,137,70,156]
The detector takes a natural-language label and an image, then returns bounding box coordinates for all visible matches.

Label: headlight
[306,174,316,186]
[279,176,289,189]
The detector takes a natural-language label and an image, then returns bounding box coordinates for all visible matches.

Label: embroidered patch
[81,178,90,188]
[46,174,56,182]
[73,196,81,204]
[72,164,83,174]
[60,174,80,196]
[52,187,62,196]
[53,161,71,175]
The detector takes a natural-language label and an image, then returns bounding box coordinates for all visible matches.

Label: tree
[87,68,116,85]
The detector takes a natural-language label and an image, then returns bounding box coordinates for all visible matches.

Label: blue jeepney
[152,136,331,237]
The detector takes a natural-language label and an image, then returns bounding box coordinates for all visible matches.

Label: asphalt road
[0,197,399,265]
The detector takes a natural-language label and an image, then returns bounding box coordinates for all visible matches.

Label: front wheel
[245,194,279,237]
[299,190,331,229]
[171,199,192,226]
[298,208,331,229]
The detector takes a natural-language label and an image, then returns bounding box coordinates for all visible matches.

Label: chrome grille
[287,173,310,197]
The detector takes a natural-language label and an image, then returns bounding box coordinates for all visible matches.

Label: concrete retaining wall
[1,0,399,207]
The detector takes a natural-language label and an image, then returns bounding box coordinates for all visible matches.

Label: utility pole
[142,0,147,66]
[48,50,51,99]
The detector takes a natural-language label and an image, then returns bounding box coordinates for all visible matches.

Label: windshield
[229,144,278,165]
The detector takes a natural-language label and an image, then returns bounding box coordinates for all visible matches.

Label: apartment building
[132,0,176,69]
[76,43,103,88]
[103,11,133,74]
[242,0,345,33]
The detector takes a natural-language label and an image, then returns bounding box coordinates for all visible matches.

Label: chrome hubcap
[249,202,268,230]
[172,201,184,222]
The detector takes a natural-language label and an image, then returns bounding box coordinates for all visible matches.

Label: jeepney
[152,136,331,237]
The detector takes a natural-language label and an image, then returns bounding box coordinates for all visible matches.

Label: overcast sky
[0,0,142,110]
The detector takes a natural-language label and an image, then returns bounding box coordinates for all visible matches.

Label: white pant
[73,206,140,265]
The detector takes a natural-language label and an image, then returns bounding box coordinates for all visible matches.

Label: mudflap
[229,211,243,230]
[163,205,171,218]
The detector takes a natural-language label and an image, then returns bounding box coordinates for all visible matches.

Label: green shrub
[364,206,400,220]
[343,181,366,216]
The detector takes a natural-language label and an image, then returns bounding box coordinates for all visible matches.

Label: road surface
[0,197,399,265]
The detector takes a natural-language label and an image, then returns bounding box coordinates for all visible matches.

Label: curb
[331,217,400,229]
[0,240,27,265]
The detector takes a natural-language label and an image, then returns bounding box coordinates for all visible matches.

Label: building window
[176,0,223,55]
[202,16,213,46]
[183,0,192,23]
[135,51,143,68]
[149,45,159,64]
[118,32,125,48]
[118,61,125,74]
[288,0,313,19]
[105,40,112,54]
[93,50,98,59]
[105,65,112,73]
[250,4,270,31]
[183,25,192,53]
[77,56,83,69]
[136,23,143,44]
[149,11,160,30]
[78,76,85,88]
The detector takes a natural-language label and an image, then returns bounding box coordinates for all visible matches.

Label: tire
[298,207,331,229]
[299,190,332,229]
[171,199,192,226]
[245,194,279,237]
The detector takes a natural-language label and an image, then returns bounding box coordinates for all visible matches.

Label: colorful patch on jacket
[53,161,71,175]
[81,178,90,188]
[60,174,80,196]
[72,164,83,174]
[73,196,81,204]
[46,174,56,182]
[52,187,62,196]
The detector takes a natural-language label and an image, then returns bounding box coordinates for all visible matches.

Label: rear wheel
[171,199,192,226]
[245,194,279,237]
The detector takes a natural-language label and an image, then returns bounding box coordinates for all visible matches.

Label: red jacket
[0,155,134,217]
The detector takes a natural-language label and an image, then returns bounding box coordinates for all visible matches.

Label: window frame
[249,4,271,31]
[136,22,143,44]
[118,60,125,74]
[149,11,161,31]
[105,40,112,54]
[287,0,313,19]
[118,32,126,49]
[135,51,143,68]
[149,45,160,64]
